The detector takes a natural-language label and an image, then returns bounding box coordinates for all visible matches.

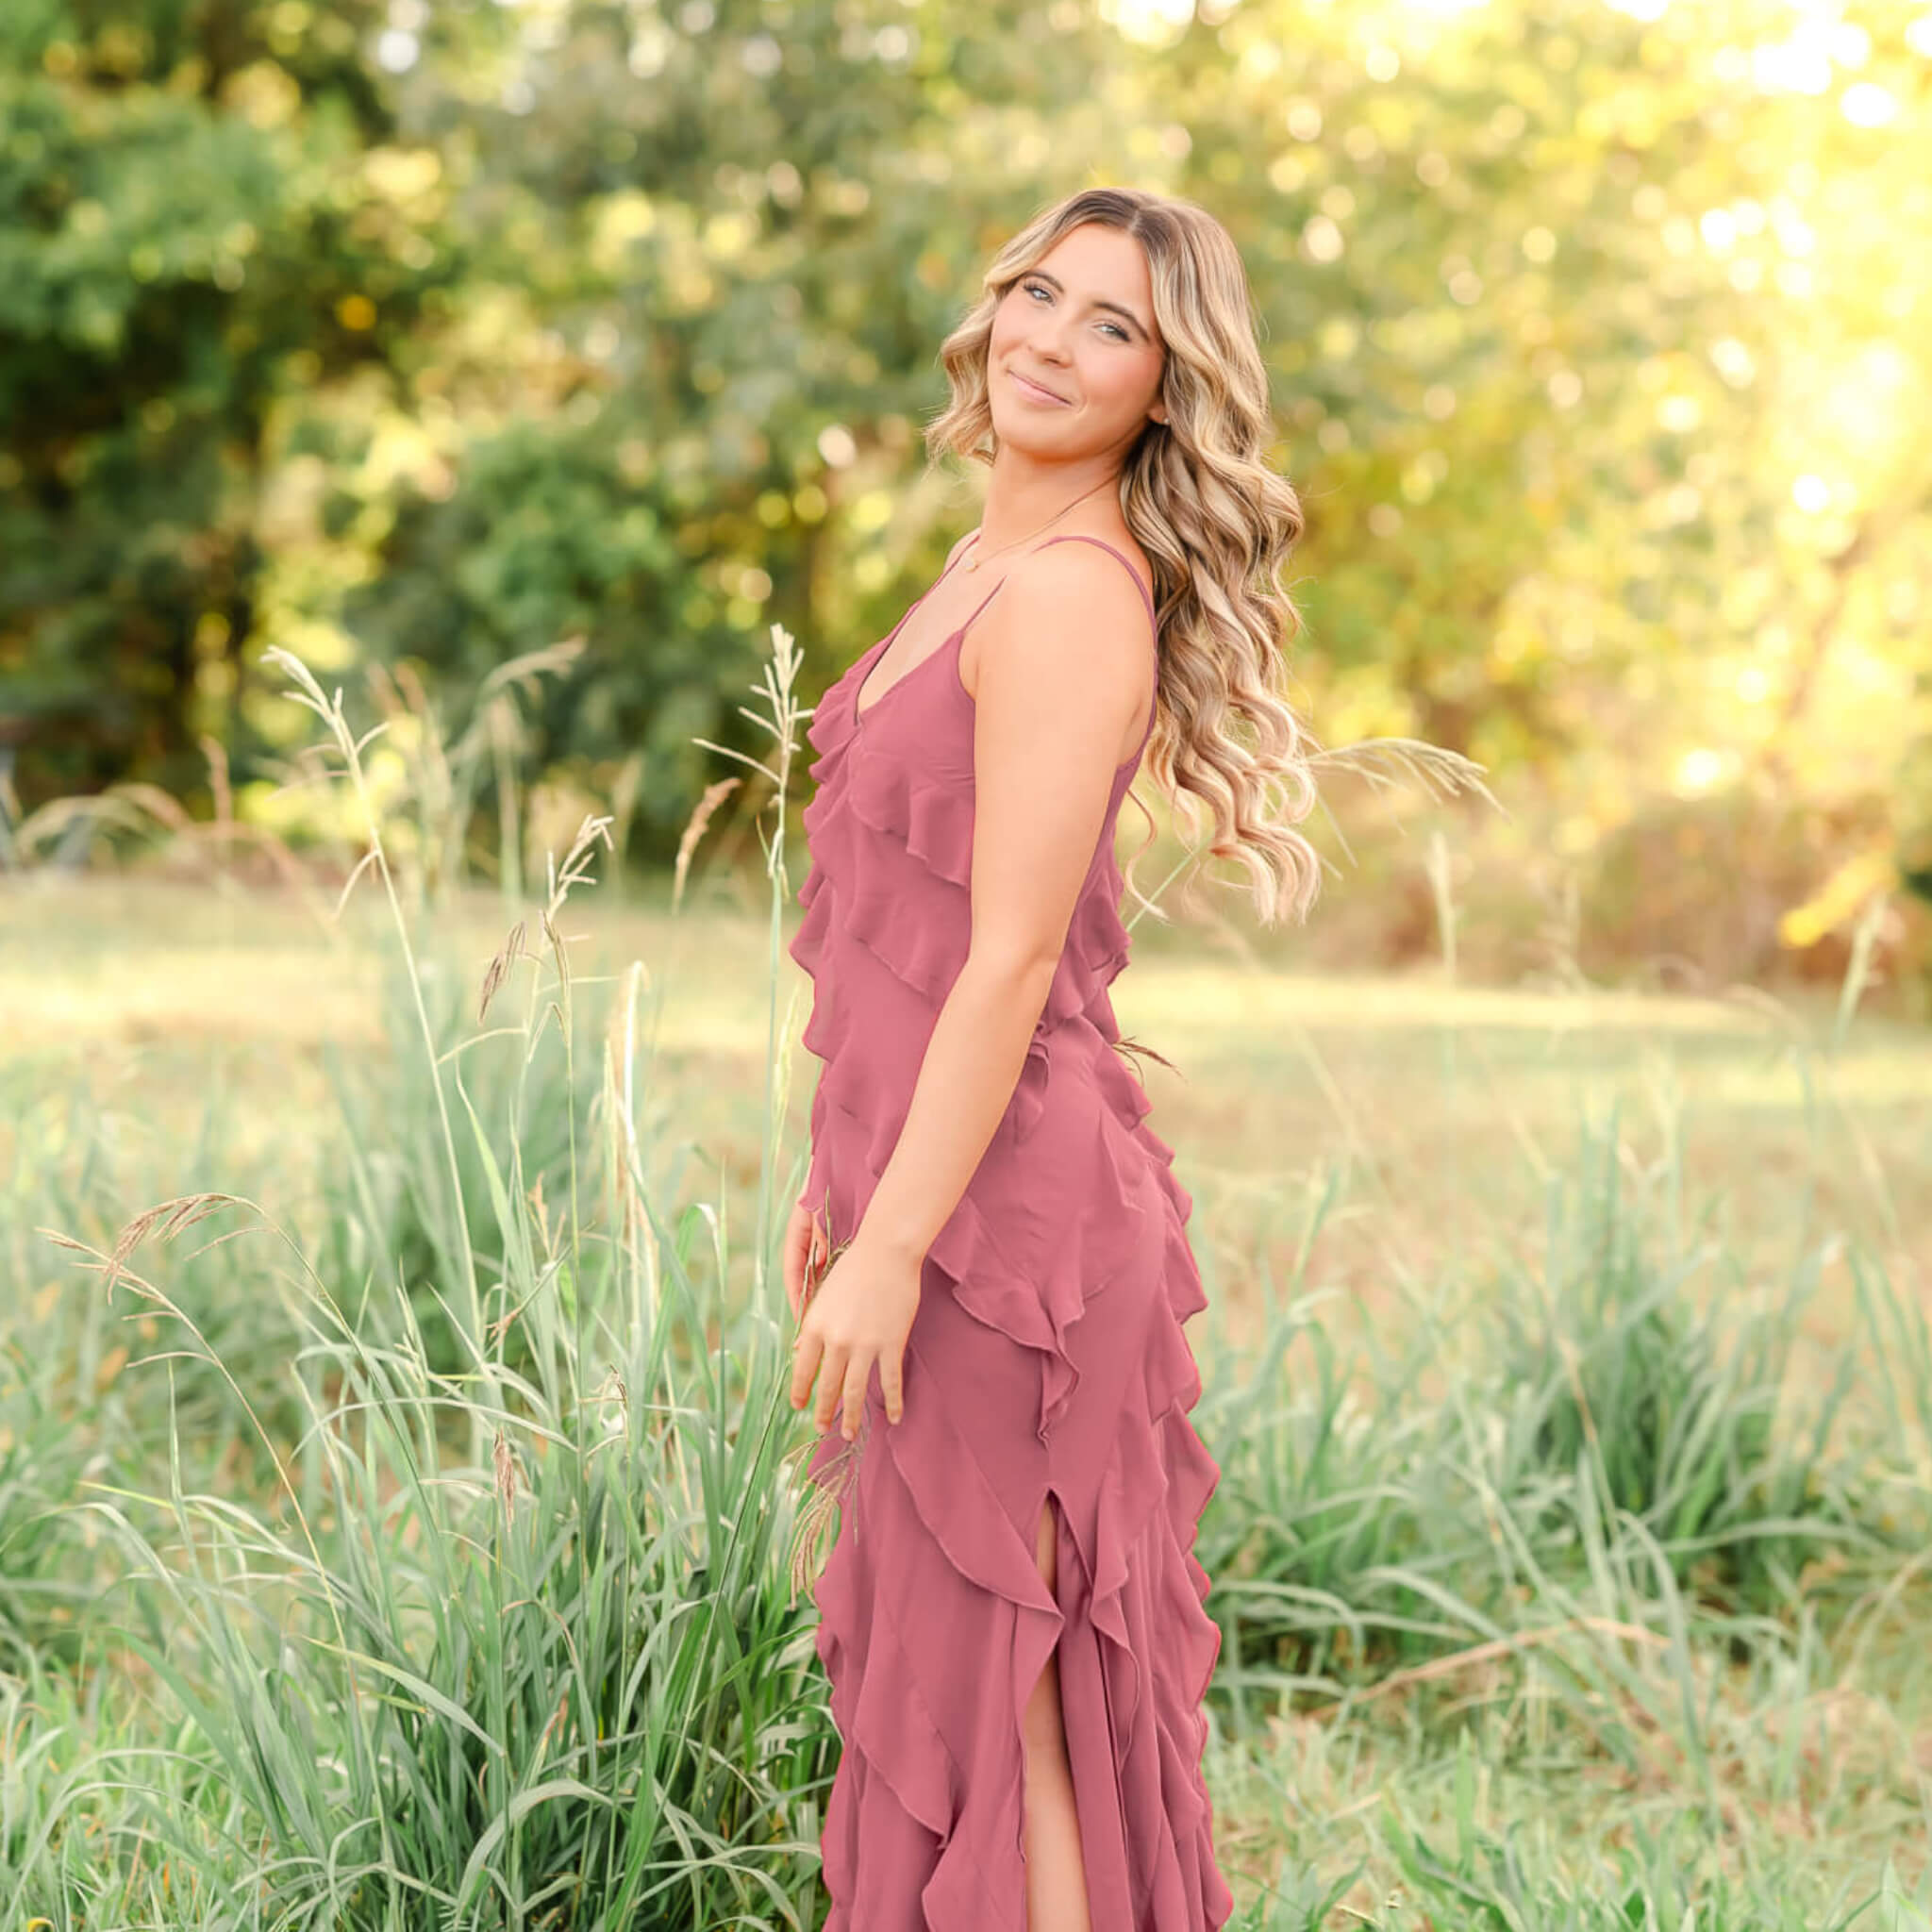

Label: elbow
[958,943,1059,1008]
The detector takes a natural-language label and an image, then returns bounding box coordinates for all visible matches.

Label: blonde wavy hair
[924,185,1324,932]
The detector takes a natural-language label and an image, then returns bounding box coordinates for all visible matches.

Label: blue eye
[1021,280,1130,341]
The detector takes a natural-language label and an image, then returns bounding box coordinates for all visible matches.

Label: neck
[977,444,1121,553]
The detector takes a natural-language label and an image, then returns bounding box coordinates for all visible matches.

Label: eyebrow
[1025,270,1152,341]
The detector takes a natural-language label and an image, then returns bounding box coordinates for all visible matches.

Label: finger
[790,1329,823,1411]
[878,1346,904,1426]
[787,1230,807,1323]
[813,1344,850,1434]
[841,1357,871,1441]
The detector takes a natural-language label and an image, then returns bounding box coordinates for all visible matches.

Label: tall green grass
[1206,1121,1928,1693]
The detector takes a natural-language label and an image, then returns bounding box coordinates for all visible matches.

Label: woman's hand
[783,1195,831,1326]
[789,1228,921,1440]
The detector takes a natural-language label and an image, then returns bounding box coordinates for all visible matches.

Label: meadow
[2,640,1929,1927]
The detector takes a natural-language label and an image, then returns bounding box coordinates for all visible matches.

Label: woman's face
[986,222,1167,461]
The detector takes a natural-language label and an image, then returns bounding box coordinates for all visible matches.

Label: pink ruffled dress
[788,531,1235,1931]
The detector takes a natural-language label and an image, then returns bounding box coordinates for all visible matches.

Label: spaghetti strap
[1038,532,1158,641]
[955,576,1007,641]
[953,530,1159,667]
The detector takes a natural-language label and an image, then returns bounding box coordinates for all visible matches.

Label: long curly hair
[924,186,1324,931]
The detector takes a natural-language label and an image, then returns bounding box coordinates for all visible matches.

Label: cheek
[1111,350,1163,414]
[988,298,1024,354]
[1091,354,1151,412]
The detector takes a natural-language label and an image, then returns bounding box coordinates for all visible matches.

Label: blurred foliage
[1,0,1929,970]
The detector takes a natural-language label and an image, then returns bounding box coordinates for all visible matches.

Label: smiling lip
[1010,369,1071,406]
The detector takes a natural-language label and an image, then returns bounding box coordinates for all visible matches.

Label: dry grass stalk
[541,905,568,1015]
[673,777,742,916]
[365,658,458,893]
[493,1427,520,1527]
[785,1423,867,1607]
[1342,1614,1671,1708]
[1305,735,1507,875]
[784,1227,865,1603]
[1307,735,1501,811]
[7,772,311,895]
[588,1364,629,1441]
[41,1191,257,1305]
[594,961,656,1275]
[1113,1032,1180,1083]
[544,812,614,920]
[478,918,530,1025]
[525,1171,557,1260]
[479,638,588,711]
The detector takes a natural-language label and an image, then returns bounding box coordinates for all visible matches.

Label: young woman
[782,185,1321,1931]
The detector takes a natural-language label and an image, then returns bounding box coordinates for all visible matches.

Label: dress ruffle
[791,641,1233,1930]
[791,712,1143,1131]
[811,1301,1228,1931]
[789,652,1209,1440]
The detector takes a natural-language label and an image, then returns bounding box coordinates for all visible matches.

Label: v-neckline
[853,621,967,726]
[852,541,978,725]
[847,532,1157,775]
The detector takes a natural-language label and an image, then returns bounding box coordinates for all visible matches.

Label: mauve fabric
[789,533,1236,1932]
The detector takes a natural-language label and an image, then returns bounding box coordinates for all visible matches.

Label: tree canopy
[3,0,1926,972]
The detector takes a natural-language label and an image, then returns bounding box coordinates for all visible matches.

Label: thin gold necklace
[960,476,1115,571]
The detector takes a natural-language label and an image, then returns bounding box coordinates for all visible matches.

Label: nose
[1022,310,1076,363]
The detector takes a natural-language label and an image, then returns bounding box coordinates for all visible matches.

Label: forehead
[1030,222,1153,299]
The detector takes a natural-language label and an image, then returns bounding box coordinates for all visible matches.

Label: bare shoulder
[962,535,1156,757]
[966,533,1157,673]
[1011,534,1153,629]
[1029,529,1153,604]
